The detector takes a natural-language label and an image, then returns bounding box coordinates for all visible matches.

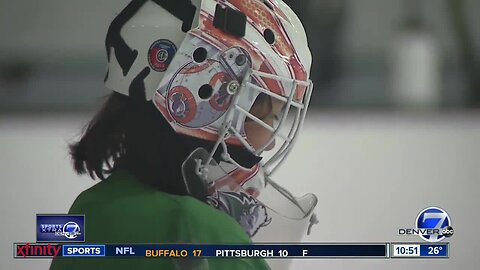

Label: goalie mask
[105,0,313,177]
[106,2,318,269]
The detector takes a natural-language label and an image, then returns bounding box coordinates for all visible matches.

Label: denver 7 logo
[416,207,451,242]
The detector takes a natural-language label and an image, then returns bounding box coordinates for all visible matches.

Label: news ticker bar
[14,243,449,259]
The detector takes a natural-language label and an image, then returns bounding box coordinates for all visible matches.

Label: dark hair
[70,92,260,195]
[70,92,208,195]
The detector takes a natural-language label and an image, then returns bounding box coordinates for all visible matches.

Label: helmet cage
[202,68,313,177]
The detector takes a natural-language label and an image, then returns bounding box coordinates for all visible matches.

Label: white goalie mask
[106,2,318,269]
[105,0,313,177]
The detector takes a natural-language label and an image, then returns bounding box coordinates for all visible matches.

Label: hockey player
[50,0,317,269]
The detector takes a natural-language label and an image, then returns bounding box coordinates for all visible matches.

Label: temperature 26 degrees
[420,244,448,257]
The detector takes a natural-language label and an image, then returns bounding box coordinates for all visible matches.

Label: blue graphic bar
[14,243,387,258]
[420,244,448,257]
[36,215,85,242]
[63,245,106,257]
[14,243,449,259]
[106,244,387,258]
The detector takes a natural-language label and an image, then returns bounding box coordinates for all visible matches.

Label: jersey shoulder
[69,170,251,244]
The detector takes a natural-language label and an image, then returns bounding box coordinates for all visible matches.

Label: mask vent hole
[263,29,275,45]
[193,47,208,63]
[198,84,213,99]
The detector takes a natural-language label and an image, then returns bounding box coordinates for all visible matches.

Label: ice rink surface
[1,111,479,269]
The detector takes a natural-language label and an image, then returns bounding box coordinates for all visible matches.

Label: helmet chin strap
[196,138,261,180]
[219,141,262,169]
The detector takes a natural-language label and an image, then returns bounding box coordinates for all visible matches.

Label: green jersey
[50,171,270,270]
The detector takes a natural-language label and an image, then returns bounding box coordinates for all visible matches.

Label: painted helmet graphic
[105,0,313,176]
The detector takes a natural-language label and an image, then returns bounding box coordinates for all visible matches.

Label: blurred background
[1,0,480,111]
[1,0,479,269]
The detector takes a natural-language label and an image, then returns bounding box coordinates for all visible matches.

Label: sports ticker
[14,243,449,259]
